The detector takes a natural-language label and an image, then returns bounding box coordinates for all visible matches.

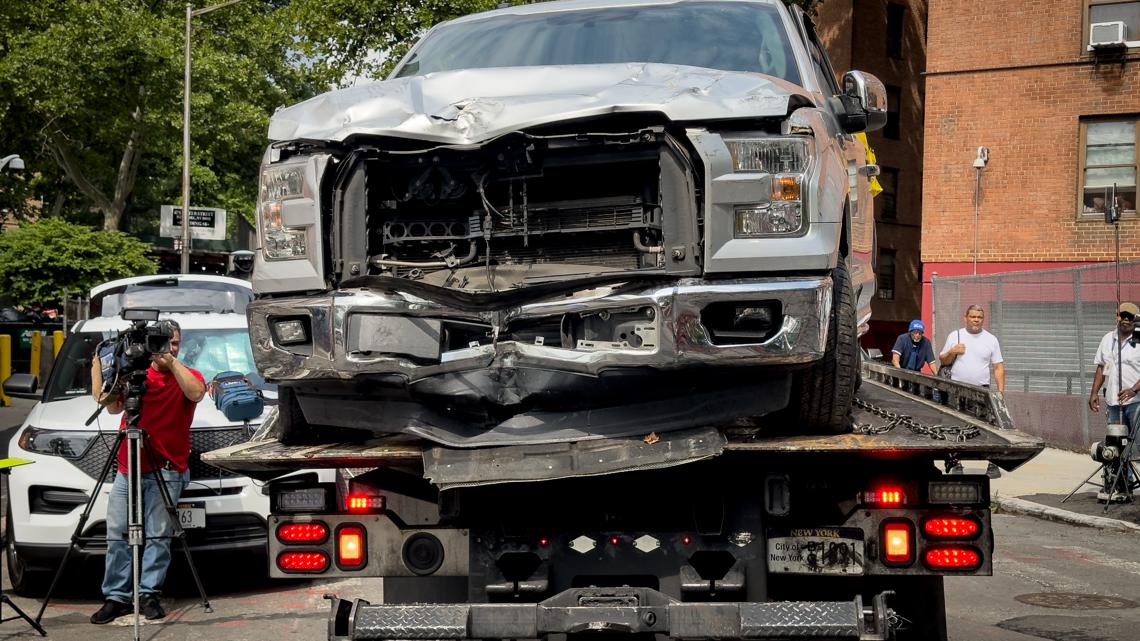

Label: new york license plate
[176,501,206,529]
[767,527,864,575]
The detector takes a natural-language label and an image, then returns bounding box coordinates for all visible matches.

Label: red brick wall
[923,0,1140,264]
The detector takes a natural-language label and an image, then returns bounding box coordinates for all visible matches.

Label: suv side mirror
[836,71,888,133]
[2,373,39,399]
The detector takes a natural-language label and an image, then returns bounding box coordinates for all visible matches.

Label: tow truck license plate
[177,502,206,529]
[767,528,864,575]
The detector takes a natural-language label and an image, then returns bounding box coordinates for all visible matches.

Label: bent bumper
[250,276,832,383]
[329,588,893,641]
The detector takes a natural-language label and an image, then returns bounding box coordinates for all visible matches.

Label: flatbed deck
[204,363,1043,482]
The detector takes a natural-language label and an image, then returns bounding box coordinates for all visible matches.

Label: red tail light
[276,522,329,544]
[924,547,982,569]
[277,551,329,572]
[882,521,913,565]
[862,486,906,506]
[923,517,980,539]
[346,494,385,513]
[337,525,366,568]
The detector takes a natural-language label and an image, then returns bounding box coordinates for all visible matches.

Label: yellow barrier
[0,334,10,407]
[30,331,41,382]
[53,330,64,357]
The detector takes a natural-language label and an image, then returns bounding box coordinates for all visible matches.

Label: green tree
[0,218,156,306]
[0,1,322,231]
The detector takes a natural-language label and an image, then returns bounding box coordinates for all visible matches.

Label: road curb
[993,495,1140,534]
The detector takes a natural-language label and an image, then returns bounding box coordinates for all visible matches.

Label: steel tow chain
[852,397,982,442]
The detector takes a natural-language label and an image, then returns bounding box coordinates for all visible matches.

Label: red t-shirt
[117,365,204,474]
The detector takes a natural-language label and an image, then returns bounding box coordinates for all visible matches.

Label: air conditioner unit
[1089,21,1126,51]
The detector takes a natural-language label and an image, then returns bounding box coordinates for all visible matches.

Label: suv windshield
[44,329,270,403]
[394,2,801,86]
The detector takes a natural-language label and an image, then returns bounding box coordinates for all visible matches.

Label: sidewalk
[960,448,1140,533]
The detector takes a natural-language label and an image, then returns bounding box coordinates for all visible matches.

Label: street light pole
[181,0,243,274]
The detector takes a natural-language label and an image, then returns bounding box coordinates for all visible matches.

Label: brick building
[816,0,929,355]
[921,0,1140,323]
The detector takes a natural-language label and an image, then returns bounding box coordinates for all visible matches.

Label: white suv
[3,275,325,595]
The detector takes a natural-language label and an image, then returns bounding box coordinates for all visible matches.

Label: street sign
[160,205,227,241]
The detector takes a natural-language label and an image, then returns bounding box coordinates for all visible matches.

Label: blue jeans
[102,469,190,603]
[1106,404,1140,489]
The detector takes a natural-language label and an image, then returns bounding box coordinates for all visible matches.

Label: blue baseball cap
[908,320,925,333]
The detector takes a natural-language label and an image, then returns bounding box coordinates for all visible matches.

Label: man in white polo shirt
[1088,302,1140,502]
[939,305,1005,393]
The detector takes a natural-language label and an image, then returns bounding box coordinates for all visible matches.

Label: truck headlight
[259,162,311,260]
[723,136,812,238]
[18,427,100,459]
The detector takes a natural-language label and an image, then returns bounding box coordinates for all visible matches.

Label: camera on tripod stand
[1090,423,1130,464]
[96,308,175,398]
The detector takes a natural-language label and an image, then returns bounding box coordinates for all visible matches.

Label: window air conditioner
[1089,21,1126,51]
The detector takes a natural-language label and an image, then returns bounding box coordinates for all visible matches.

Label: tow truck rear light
[346,494,385,513]
[923,516,980,539]
[277,551,329,573]
[862,486,906,506]
[337,525,366,568]
[924,547,982,569]
[882,521,913,565]
[928,481,983,505]
[272,485,332,513]
[276,522,329,544]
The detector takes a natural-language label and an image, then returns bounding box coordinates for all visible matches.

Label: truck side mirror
[2,373,39,399]
[836,70,888,134]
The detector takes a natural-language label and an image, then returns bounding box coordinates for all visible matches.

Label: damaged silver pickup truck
[250,0,886,444]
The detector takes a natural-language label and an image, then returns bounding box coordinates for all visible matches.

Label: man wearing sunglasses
[1088,302,1140,502]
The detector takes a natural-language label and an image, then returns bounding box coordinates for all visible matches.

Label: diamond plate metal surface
[739,601,860,638]
[634,534,660,553]
[353,604,469,639]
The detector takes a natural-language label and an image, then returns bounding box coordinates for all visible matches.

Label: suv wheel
[791,257,859,434]
[6,507,51,597]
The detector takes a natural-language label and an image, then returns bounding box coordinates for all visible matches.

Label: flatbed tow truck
[205,361,1041,641]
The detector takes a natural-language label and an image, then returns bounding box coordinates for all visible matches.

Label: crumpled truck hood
[268,63,806,145]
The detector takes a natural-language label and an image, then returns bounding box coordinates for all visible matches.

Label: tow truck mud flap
[331,588,894,640]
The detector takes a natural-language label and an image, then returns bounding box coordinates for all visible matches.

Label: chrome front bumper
[249,276,832,383]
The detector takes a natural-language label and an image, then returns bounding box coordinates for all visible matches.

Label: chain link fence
[932,262,1140,450]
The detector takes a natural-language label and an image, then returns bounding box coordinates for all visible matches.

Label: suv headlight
[723,136,813,238]
[258,161,312,260]
[18,427,101,459]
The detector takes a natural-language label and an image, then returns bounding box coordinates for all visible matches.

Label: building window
[878,167,898,220]
[884,85,901,140]
[1080,117,1138,217]
[1085,0,1140,50]
[877,249,896,301]
[887,3,906,59]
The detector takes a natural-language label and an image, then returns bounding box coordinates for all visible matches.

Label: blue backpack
[209,371,264,422]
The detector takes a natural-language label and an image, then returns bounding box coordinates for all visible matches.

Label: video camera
[97,308,176,396]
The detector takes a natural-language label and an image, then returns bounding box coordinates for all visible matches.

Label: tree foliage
[0,0,323,231]
[0,218,156,305]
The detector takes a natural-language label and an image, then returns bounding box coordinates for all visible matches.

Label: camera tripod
[0,458,46,636]
[37,368,211,641]
[1062,424,1140,513]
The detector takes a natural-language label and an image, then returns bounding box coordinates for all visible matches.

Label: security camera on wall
[972,147,989,169]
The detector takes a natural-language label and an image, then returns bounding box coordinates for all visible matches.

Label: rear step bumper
[328,588,894,641]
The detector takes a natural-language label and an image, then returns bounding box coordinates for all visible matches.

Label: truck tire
[6,507,51,597]
[791,257,859,434]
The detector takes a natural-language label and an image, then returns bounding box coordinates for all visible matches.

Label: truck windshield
[44,329,271,402]
[393,1,802,86]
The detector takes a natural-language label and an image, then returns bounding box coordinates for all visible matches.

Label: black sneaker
[140,594,166,621]
[90,599,132,624]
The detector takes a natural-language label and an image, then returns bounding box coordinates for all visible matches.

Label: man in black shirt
[891,320,939,374]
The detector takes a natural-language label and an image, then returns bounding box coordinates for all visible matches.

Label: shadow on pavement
[1020,491,1140,525]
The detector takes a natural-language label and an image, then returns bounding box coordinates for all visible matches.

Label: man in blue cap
[891,320,939,374]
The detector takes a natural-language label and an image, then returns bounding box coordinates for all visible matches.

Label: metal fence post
[1074,270,1089,445]
[0,334,10,407]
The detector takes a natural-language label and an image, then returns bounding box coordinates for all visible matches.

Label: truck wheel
[6,507,51,597]
[791,257,859,434]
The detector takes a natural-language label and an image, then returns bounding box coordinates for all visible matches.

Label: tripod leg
[2,595,47,636]
[1061,464,1104,503]
[141,439,212,613]
[35,429,126,625]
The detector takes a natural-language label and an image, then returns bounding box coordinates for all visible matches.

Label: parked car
[2,275,327,595]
